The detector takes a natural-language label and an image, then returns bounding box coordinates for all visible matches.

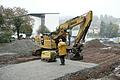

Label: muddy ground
[0,39,120,80]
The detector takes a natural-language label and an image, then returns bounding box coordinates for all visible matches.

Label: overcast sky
[1,0,120,17]
[0,0,120,34]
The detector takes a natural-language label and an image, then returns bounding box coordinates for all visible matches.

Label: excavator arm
[71,11,93,60]
[53,13,85,40]
[53,11,92,45]
[74,11,92,45]
[53,11,93,60]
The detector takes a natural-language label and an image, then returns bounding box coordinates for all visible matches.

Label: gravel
[0,39,39,55]
[0,39,40,67]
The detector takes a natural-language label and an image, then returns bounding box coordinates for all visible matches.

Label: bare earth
[0,39,120,80]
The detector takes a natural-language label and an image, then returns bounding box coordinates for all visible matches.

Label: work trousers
[59,55,66,65]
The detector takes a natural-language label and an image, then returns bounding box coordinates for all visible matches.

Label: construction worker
[58,39,67,65]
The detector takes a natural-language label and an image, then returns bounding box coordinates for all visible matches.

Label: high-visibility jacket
[58,42,67,56]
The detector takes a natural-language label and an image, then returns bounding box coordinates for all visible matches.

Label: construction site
[0,39,120,80]
[0,0,120,80]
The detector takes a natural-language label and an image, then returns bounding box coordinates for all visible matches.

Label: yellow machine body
[34,35,41,44]
[41,51,57,62]
[41,37,56,49]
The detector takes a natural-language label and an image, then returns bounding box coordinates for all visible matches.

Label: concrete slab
[0,59,98,80]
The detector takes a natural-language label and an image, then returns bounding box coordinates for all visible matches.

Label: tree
[37,25,50,34]
[12,7,34,37]
[13,17,23,39]
[0,6,5,29]
[109,22,119,37]
[100,21,106,37]
[100,21,119,38]
[0,6,34,39]
[0,6,13,43]
[0,14,4,28]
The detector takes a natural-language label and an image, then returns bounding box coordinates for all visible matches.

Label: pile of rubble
[0,39,40,67]
[81,39,120,80]
[0,39,39,54]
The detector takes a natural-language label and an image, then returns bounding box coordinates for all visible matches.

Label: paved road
[0,59,98,80]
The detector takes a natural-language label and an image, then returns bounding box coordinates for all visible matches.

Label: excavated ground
[0,39,120,80]
[81,39,120,80]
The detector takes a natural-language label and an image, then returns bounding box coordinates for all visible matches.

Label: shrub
[0,32,12,43]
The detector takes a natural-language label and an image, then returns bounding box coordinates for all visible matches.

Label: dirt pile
[0,39,40,67]
[99,47,120,54]
[83,39,120,56]
[84,39,106,48]
[80,39,120,80]
[82,39,120,63]
[0,39,39,54]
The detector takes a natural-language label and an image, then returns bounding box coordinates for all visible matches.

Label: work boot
[60,63,65,65]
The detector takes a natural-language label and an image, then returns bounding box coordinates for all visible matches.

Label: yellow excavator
[33,11,93,61]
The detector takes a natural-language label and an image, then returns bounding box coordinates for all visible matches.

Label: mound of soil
[81,39,120,80]
[84,39,106,48]
[0,39,40,68]
[0,39,39,54]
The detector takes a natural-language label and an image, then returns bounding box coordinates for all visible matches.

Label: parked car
[11,33,26,39]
